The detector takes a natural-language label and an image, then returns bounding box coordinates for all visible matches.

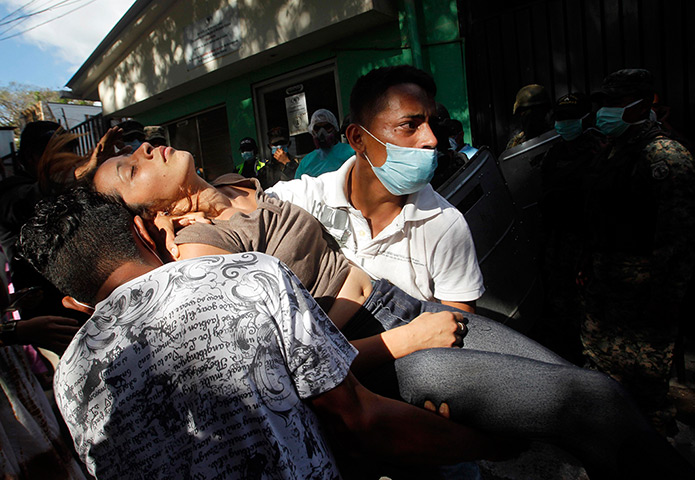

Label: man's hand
[75,127,128,180]
[15,316,80,354]
[405,311,467,351]
[273,147,290,164]
[367,311,468,364]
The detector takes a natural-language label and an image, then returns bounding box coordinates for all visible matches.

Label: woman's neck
[168,178,257,219]
[168,179,233,218]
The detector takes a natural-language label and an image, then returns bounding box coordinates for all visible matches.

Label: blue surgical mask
[448,137,459,151]
[241,151,255,161]
[554,114,588,141]
[596,99,644,138]
[122,139,143,151]
[360,126,438,195]
[271,145,288,154]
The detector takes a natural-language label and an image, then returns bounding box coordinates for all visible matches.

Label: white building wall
[95,0,393,114]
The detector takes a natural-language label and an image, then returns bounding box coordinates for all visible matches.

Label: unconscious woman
[52,134,692,479]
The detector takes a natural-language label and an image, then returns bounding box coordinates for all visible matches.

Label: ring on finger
[456,321,465,333]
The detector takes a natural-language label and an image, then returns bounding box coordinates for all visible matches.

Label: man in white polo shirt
[268,65,483,312]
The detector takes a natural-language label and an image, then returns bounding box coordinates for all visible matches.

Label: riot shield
[438,146,545,332]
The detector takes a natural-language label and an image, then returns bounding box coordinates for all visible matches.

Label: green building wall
[136,0,470,169]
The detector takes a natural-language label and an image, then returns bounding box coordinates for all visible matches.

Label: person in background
[532,92,604,365]
[1,121,61,268]
[144,126,167,147]
[0,124,86,479]
[115,120,146,152]
[581,68,695,436]
[294,109,354,179]
[506,84,552,150]
[258,126,298,189]
[0,122,82,351]
[448,118,478,159]
[0,247,86,480]
[430,117,469,190]
[236,136,264,179]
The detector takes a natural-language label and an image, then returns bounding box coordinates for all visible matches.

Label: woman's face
[93,142,196,208]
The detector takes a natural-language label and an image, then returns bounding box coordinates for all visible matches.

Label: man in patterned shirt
[18,188,493,479]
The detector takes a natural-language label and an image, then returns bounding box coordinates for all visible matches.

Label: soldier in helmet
[533,92,604,364]
[506,84,552,150]
[580,69,695,436]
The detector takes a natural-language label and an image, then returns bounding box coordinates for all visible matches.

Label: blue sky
[0,0,136,90]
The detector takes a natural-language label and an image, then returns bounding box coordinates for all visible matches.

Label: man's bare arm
[441,300,476,313]
[310,372,499,464]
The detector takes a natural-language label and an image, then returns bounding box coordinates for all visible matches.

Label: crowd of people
[510,69,695,439]
[0,64,693,479]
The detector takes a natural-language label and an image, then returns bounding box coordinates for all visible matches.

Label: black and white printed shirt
[55,253,356,479]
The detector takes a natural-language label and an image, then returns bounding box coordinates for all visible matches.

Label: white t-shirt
[55,253,355,480]
[268,156,485,302]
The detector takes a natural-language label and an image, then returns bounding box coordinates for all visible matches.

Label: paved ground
[478,341,695,479]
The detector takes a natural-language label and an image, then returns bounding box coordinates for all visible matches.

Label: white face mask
[360,126,438,196]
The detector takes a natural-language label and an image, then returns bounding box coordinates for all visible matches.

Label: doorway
[253,60,343,160]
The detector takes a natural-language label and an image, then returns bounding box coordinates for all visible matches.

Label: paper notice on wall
[285,93,309,136]
[184,5,241,70]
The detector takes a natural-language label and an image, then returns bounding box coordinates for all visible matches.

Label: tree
[0,82,61,128]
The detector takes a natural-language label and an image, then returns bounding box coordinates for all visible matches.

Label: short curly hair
[18,188,142,304]
[349,65,437,127]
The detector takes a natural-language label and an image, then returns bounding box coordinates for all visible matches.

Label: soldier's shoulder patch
[651,160,670,180]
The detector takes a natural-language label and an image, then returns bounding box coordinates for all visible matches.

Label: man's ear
[345,124,366,154]
[62,296,94,314]
[133,216,157,251]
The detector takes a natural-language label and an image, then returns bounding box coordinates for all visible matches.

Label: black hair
[17,121,62,176]
[349,65,437,127]
[18,188,143,304]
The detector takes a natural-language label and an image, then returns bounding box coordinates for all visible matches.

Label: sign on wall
[285,91,309,136]
[184,5,241,69]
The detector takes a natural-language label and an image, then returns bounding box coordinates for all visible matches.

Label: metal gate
[460,0,694,154]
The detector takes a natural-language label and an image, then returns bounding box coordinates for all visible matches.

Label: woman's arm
[175,244,466,375]
[175,242,232,260]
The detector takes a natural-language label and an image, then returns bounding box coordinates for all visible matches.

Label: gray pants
[343,279,694,479]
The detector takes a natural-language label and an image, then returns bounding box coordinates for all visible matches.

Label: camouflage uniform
[581,121,695,434]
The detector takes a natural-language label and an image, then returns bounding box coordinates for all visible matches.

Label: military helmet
[591,68,655,101]
[513,84,550,114]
